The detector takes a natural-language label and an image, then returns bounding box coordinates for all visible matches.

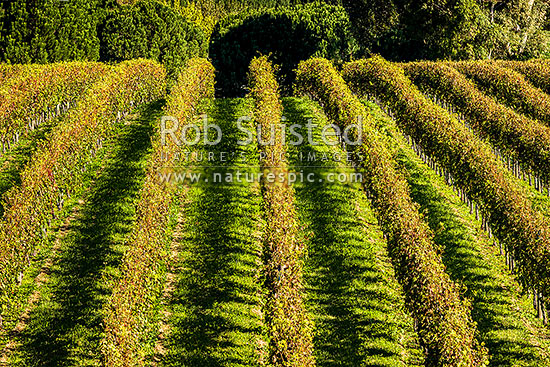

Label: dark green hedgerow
[248,55,314,367]
[295,57,488,367]
[342,57,550,328]
[211,2,357,96]
[100,0,207,78]
[0,0,102,64]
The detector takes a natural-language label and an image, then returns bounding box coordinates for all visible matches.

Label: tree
[390,0,490,60]
[328,0,400,57]
[0,0,33,63]
[0,0,101,63]
[484,0,550,59]
[209,2,357,96]
[100,0,207,77]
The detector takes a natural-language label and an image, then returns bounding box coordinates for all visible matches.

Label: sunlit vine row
[402,62,550,191]
[101,58,214,367]
[497,59,550,95]
[0,62,109,153]
[451,61,550,126]
[343,57,550,324]
[248,55,314,367]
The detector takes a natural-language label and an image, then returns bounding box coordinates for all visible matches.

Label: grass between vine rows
[155,98,268,366]
[284,97,425,367]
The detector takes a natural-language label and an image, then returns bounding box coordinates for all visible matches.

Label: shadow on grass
[160,99,265,367]
[284,98,422,367]
[395,148,549,367]
[11,101,162,367]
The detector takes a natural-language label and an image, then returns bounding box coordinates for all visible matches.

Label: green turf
[284,97,424,367]
[157,98,268,367]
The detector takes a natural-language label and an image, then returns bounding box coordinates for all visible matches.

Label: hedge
[0,0,102,64]
[210,2,357,96]
[296,57,488,367]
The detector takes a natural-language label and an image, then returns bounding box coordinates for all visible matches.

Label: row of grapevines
[101,58,215,367]
[248,56,314,367]
[402,61,550,184]
[0,62,109,153]
[392,66,546,195]
[451,61,550,127]
[497,59,550,95]
[295,57,488,367]
[342,57,550,323]
[0,59,166,314]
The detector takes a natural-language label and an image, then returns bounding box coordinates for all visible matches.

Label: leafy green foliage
[481,0,550,60]
[100,0,207,78]
[331,0,399,57]
[388,0,489,60]
[210,2,357,96]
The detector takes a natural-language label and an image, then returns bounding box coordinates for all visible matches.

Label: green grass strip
[159,98,267,367]
[284,97,424,367]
